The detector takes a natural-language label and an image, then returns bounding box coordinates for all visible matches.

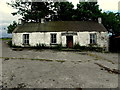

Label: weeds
[7,40,22,48]
[34,43,46,49]
[56,60,65,63]
[95,63,120,74]
[7,40,104,52]
[53,44,62,50]
[73,43,104,52]
[7,40,12,47]
[0,38,11,40]
[73,43,81,49]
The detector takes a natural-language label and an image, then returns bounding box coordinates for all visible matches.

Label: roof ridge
[13,21,107,33]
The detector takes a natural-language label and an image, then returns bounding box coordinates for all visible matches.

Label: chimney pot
[41,18,45,23]
[98,17,102,24]
[18,19,25,25]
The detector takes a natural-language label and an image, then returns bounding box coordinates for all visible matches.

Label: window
[23,34,29,45]
[90,33,97,44]
[51,34,57,44]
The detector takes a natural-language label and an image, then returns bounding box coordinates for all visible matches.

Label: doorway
[66,36,73,48]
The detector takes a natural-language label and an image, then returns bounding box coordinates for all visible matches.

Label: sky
[0,0,120,38]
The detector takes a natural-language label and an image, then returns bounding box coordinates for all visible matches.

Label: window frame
[23,34,29,45]
[50,33,57,44]
[90,33,97,44]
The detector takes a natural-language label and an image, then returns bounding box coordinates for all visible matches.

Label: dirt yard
[0,40,119,88]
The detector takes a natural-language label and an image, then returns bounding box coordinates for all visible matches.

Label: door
[66,36,73,48]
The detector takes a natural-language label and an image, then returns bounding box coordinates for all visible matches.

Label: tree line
[7,0,120,35]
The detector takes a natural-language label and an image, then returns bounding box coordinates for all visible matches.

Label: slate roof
[13,21,107,33]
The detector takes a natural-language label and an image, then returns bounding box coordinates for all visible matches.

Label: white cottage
[12,19,109,50]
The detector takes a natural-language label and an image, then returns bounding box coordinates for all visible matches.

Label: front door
[66,36,73,48]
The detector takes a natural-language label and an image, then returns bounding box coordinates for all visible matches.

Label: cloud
[0,13,18,25]
[0,29,12,38]
[0,0,119,38]
[0,0,21,25]
[98,0,119,12]
[118,1,120,12]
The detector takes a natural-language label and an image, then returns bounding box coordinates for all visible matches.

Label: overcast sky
[0,0,120,37]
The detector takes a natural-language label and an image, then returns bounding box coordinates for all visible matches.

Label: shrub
[35,43,46,49]
[73,43,81,49]
[73,43,104,52]
[79,46,86,50]
[54,44,62,50]
[7,40,21,48]
[7,40,12,47]
[87,44,103,52]
[73,43,86,51]
[88,44,97,47]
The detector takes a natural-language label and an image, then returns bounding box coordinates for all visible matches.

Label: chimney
[41,18,45,23]
[18,19,25,25]
[98,17,102,24]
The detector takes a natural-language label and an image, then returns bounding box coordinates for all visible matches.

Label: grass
[0,38,12,40]
[1,57,68,63]
[0,57,84,63]
[55,60,65,63]
[95,63,120,74]
[73,43,104,52]
[0,57,68,62]
[88,53,116,64]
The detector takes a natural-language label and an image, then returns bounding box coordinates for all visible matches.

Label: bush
[79,46,86,50]
[86,46,103,52]
[73,43,104,52]
[35,43,46,49]
[54,44,62,50]
[7,40,12,47]
[73,43,86,51]
[7,40,21,48]
[73,43,81,49]
[87,44,103,52]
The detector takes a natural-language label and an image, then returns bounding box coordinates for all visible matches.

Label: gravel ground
[0,40,119,88]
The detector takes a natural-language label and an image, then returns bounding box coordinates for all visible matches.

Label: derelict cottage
[12,18,109,51]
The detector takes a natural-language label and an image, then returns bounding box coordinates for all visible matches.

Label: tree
[28,2,54,22]
[53,2,74,21]
[101,12,120,34]
[7,0,53,22]
[7,21,17,33]
[7,0,120,35]
[7,1,31,21]
[76,2,102,21]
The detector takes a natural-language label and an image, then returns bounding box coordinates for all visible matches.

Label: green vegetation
[73,43,81,49]
[7,21,17,33]
[0,38,12,40]
[7,1,120,34]
[7,40,104,52]
[73,43,104,52]
[34,43,46,49]
[53,44,62,50]
[7,40,12,47]
[56,60,65,63]
[7,41,63,51]
[0,57,66,63]
[7,40,21,48]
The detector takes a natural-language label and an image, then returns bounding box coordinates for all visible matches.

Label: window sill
[89,43,98,47]
[22,44,30,46]
[50,43,58,45]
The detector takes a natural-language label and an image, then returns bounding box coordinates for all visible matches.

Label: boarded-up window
[90,33,97,44]
[23,34,29,45]
[51,34,57,44]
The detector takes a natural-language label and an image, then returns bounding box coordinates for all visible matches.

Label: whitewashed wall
[12,31,109,50]
[12,32,62,47]
[77,31,109,50]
